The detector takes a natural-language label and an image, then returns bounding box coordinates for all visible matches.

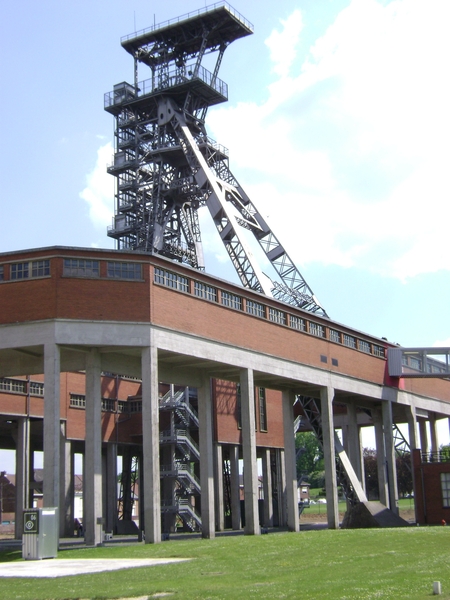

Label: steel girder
[106,4,327,315]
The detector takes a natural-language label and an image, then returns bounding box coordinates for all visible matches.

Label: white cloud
[80,142,114,229]
[265,10,303,78]
[207,0,450,280]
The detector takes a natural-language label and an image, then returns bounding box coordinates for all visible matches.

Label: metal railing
[421,451,450,464]
[105,65,228,110]
[120,2,253,44]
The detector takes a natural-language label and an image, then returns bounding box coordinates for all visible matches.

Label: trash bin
[22,508,59,560]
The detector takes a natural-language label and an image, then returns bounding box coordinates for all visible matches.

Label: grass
[1,527,449,599]
[301,497,416,517]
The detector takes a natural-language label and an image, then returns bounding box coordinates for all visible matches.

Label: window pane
[64,258,99,277]
[221,291,242,310]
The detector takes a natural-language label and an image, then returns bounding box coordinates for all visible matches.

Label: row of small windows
[0,260,51,281]
[154,267,386,359]
[154,267,189,292]
[0,259,143,282]
[402,355,448,374]
[0,378,44,396]
[69,393,142,413]
[63,259,142,280]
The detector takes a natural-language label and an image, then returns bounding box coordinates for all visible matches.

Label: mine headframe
[105,2,328,317]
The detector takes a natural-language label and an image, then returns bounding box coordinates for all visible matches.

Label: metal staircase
[159,386,202,531]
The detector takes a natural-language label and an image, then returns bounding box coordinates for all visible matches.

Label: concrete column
[276,449,286,527]
[84,348,103,546]
[406,405,420,523]
[320,386,339,529]
[105,443,117,534]
[198,377,215,538]
[407,406,419,450]
[14,417,30,539]
[419,420,428,453]
[347,403,363,483]
[59,423,74,537]
[141,342,161,543]
[214,443,224,532]
[229,444,241,530]
[382,400,399,514]
[372,408,388,505]
[240,368,260,535]
[43,343,60,510]
[282,390,299,532]
[429,414,438,453]
[262,448,273,528]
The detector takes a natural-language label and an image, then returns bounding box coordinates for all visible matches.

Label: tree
[396,454,413,497]
[295,431,324,484]
[363,448,413,500]
[363,448,379,500]
[439,444,450,460]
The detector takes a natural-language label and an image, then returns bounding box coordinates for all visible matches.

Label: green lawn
[1,527,449,599]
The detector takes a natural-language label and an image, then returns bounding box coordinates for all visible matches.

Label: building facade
[1,246,450,542]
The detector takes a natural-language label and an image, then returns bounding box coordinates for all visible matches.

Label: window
[269,308,286,325]
[70,394,86,409]
[246,300,265,318]
[63,259,99,278]
[441,473,450,507]
[309,322,325,337]
[221,291,242,310]
[329,329,341,343]
[0,265,4,281]
[11,260,50,280]
[343,334,356,349]
[107,261,142,280]
[101,398,116,412]
[154,267,188,292]
[373,345,385,358]
[29,381,44,396]
[259,388,267,432]
[118,400,142,413]
[194,281,217,302]
[289,315,305,331]
[0,378,27,394]
[359,340,371,353]
[129,400,142,413]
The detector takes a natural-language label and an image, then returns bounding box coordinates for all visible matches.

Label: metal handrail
[421,451,450,464]
[120,2,253,44]
[104,64,228,110]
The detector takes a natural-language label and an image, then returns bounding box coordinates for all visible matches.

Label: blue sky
[1,0,450,470]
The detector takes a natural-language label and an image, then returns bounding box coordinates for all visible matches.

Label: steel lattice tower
[105,2,327,316]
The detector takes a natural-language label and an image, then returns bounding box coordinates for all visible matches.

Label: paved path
[0,557,190,578]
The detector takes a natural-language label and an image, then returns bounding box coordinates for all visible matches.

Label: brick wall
[413,449,450,525]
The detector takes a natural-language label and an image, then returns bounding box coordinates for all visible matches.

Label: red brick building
[413,449,450,525]
[1,246,450,542]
